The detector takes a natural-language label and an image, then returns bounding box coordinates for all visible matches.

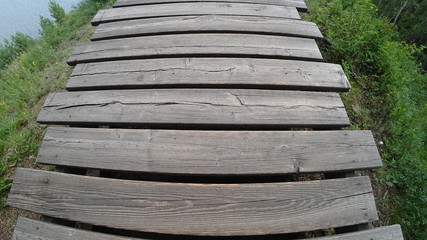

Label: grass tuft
[305,0,426,239]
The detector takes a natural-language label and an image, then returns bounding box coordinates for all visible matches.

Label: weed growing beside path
[305,1,426,239]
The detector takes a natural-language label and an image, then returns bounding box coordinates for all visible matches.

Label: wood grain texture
[113,0,308,12]
[68,58,348,92]
[68,34,323,65]
[38,127,382,175]
[305,225,404,240]
[91,15,322,41]
[8,168,378,236]
[92,2,300,25]
[37,89,349,129]
[13,217,140,240]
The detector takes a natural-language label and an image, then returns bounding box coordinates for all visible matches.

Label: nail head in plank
[91,15,323,41]
[37,89,349,129]
[38,127,382,175]
[68,34,323,65]
[302,225,404,240]
[92,2,300,25]
[68,58,348,92]
[8,169,378,236]
[13,217,140,240]
[113,0,308,12]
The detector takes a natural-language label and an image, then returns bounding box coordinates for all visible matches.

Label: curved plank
[68,34,323,65]
[37,89,349,129]
[113,0,308,12]
[8,169,378,236]
[92,2,300,25]
[13,217,140,240]
[306,225,404,240]
[68,58,348,92]
[91,15,323,41]
[38,127,382,175]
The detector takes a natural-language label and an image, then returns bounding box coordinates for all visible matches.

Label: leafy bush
[40,0,114,47]
[49,0,66,23]
[306,0,427,239]
[307,0,397,72]
[377,42,427,235]
[0,178,12,207]
[0,33,35,71]
[374,0,427,69]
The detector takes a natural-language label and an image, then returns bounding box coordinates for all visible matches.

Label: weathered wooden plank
[68,34,323,65]
[305,225,404,240]
[91,15,323,41]
[92,2,300,25]
[13,217,140,240]
[38,127,382,175]
[113,0,308,12]
[8,168,378,236]
[68,58,348,92]
[37,89,349,129]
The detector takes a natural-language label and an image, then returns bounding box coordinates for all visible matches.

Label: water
[0,0,82,41]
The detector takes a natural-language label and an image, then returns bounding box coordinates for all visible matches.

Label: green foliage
[375,0,427,44]
[306,0,427,239]
[41,0,115,47]
[0,178,12,208]
[374,0,427,69]
[0,0,116,209]
[307,0,396,72]
[377,42,427,235]
[49,1,66,23]
[0,33,35,71]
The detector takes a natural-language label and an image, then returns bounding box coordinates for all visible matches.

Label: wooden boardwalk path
[7,0,404,239]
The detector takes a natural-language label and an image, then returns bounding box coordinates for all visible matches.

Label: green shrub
[0,33,35,71]
[306,0,427,238]
[0,178,12,207]
[306,0,396,73]
[377,42,427,238]
[49,0,66,23]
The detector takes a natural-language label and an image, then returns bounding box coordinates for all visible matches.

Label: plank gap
[68,54,325,66]
[98,170,325,184]
[91,30,322,42]
[41,215,77,228]
[57,124,344,131]
[334,223,370,234]
[31,168,327,184]
[324,172,356,179]
[92,224,306,239]
[55,166,86,175]
[67,83,346,93]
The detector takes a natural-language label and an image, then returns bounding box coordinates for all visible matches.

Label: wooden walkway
[7,0,404,239]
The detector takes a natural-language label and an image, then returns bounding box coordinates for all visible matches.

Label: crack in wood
[45,100,345,110]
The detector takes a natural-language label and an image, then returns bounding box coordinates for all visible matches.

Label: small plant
[0,33,35,71]
[48,1,66,23]
[305,0,427,239]
[0,178,12,208]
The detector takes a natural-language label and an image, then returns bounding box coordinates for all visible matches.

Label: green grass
[0,0,116,208]
[305,0,426,238]
[0,33,35,70]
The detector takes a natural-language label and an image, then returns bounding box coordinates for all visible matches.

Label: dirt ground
[0,208,40,240]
